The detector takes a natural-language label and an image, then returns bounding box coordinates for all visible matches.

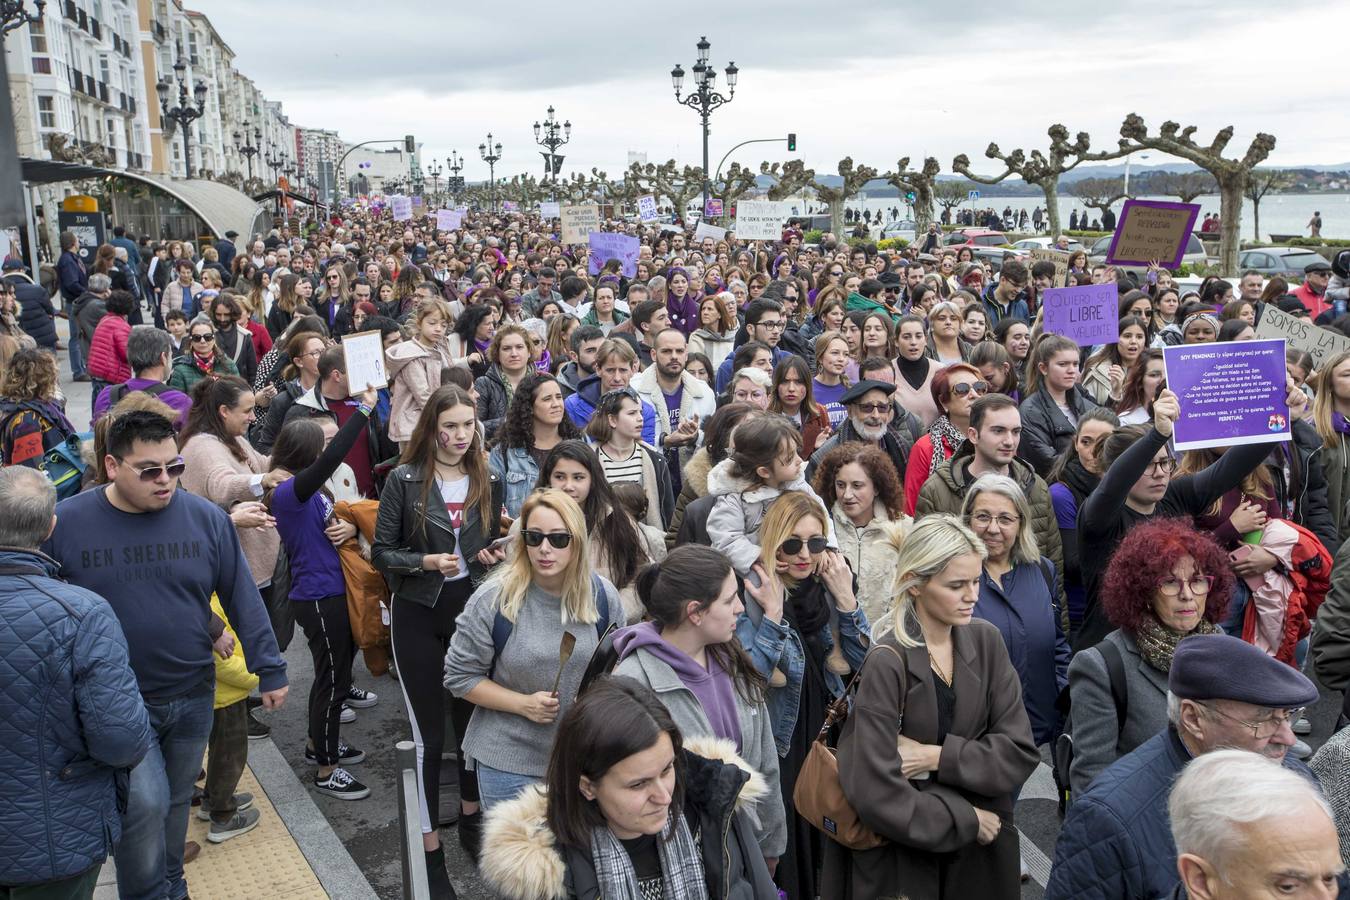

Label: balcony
[127,151,144,170]
[69,67,83,92]
[152,20,166,41]
[98,81,109,103]
[85,74,96,95]
[77,8,86,30]
[63,0,76,20]
[90,18,101,39]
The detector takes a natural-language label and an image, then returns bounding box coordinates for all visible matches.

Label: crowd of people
[4,203,1350,900]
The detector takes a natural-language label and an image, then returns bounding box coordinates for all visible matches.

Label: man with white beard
[806,379,915,485]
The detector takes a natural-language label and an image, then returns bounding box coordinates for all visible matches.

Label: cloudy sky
[195,0,1347,181]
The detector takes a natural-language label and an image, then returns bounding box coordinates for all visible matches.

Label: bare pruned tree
[884,156,941,235]
[1069,176,1129,223]
[809,158,878,236]
[1244,168,1294,241]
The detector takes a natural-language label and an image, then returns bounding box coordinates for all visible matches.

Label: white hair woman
[824,514,1039,900]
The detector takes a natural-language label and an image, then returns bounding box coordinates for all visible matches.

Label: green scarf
[1133,614,1220,674]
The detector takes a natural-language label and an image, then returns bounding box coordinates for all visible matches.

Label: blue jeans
[115,679,214,900]
[475,761,539,811]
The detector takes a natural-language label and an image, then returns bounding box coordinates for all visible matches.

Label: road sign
[968,190,981,200]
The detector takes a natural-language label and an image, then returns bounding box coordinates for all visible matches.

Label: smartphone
[487,536,513,552]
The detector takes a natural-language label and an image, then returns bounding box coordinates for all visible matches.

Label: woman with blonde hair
[444,489,624,809]
[927,300,972,364]
[823,514,1038,900]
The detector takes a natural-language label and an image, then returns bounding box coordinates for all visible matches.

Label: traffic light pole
[334,136,415,201]
[712,135,793,184]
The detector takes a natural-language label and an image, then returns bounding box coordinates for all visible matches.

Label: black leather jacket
[372,462,504,606]
[1018,385,1101,478]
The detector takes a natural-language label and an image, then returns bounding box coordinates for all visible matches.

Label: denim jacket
[487,444,540,518]
[735,581,870,756]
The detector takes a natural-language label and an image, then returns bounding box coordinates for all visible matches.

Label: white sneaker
[340,703,356,724]
[346,685,378,708]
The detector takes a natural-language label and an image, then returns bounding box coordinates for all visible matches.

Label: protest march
[5,11,1350,900]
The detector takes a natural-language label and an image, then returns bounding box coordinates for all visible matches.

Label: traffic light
[787,133,796,152]
[404,134,415,153]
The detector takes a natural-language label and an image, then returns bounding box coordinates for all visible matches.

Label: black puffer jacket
[6,274,57,349]
[1018,385,1101,478]
[371,462,503,605]
[474,366,512,440]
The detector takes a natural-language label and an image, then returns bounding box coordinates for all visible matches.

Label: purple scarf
[1334,412,1350,435]
[534,349,552,373]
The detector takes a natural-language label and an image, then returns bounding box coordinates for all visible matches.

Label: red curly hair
[1100,518,1233,634]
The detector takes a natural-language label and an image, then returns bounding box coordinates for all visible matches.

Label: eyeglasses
[733,390,767,402]
[757,320,786,331]
[780,536,829,556]
[522,530,572,549]
[854,401,891,414]
[1197,701,1304,740]
[1145,457,1179,476]
[1157,574,1214,597]
[122,457,186,482]
[189,333,215,343]
[968,512,1021,529]
[950,381,989,397]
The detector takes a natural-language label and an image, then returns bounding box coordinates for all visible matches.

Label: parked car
[1088,233,1210,275]
[1237,247,1326,281]
[1010,236,1085,254]
[943,228,1009,248]
[880,219,918,242]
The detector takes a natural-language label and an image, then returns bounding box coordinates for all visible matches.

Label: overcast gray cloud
[190,0,1349,180]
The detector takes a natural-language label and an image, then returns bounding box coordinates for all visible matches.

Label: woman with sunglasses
[372,386,502,895]
[444,489,624,810]
[167,318,239,395]
[266,383,379,802]
[584,387,674,531]
[737,491,869,900]
[904,363,988,515]
[1065,519,1231,795]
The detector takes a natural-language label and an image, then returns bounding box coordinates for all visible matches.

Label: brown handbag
[792,640,903,851]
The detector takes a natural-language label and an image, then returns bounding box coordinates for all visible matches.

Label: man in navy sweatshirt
[43,410,288,900]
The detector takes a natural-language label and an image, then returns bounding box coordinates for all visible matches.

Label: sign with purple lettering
[1041,283,1118,347]
[587,231,641,277]
[1163,339,1291,452]
[704,197,723,218]
[1105,199,1201,269]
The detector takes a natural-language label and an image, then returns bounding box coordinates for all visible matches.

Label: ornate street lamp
[478,134,502,213]
[671,36,738,213]
[156,47,208,179]
[533,105,571,200]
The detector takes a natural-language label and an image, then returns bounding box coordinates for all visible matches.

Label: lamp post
[233,122,261,180]
[1,0,44,34]
[156,47,207,179]
[426,160,443,204]
[265,151,283,216]
[447,150,463,205]
[532,106,570,201]
[670,36,738,215]
[478,134,502,213]
[1,1,45,272]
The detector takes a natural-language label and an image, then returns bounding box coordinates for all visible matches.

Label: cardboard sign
[734,200,788,240]
[390,195,412,222]
[1163,339,1291,452]
[435,209,462,231]
[704,198,724,218]
[1029,249,1071,288]
[1254,303,1350,370]
[539,201,561,219]
[637,194,660,221]
[561,204,601,244]
[341,330,389,395]
[1105,199,1201,269]
[694,221,726,243]
[587,232,641,277]
[1041,283,1119,347]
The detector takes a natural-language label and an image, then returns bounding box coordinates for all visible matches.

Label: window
[29,20,47,53]
[100,54,110,84]
[37,96,55,128]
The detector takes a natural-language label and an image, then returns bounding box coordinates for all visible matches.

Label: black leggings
[292,594,354,767]
[391,579,478,834]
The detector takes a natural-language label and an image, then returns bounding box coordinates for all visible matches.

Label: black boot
[424,846,458,900]
[457,810,483,864]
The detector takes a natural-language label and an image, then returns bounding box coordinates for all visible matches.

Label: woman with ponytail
[611,545,787,868]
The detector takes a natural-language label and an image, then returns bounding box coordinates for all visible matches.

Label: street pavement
[57,338,1348,900]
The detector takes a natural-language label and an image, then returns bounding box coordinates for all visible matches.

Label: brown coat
[822,623,1038,900]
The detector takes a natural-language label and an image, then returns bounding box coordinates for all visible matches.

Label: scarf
[192,352,215,376]
[927,415,965,476]
[590,810,707,900]
[534,349,551,373]
[897,353,930,391]
[1133,614,1220,674]
[473,337,491,355]
[1333,412,1350,436]
[1058,455,1101,508]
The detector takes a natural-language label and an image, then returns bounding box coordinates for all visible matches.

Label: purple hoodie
[613,622,742,749]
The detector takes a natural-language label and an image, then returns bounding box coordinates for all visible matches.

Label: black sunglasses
[780,536,828,556]
[522,530,572,549]
[189,333,215,343]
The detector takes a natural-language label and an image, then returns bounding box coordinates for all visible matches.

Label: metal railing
[395,741,430,900]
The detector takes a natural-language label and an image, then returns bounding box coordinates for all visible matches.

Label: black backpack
[107,380,175,406]
[1052,639,1127,815]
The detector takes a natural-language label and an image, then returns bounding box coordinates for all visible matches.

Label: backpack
[1052,638,1126,815]
[488,572,612,677]
[107,380,174,407]
[0,401,86,500]
[1242,520,1333,666]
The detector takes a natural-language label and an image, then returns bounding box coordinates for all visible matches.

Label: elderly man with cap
[1169,750,1347,900]
[805,379,915,484]
[1296,259,1334,322]
[1045,633,1324,900]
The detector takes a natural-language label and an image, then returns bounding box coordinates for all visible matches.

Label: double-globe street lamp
[1,0,43,34]
[533,106,570,199]
[447,150,463,205]
[234,122,261,179]
[479,134,502,213]
[426,160,443,204]
[156,47,208,179]
[671,36,738,214]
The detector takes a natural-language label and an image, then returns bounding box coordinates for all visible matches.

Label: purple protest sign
[1041,283,1118,347]
[1105,199,1201,269]
[704,198,724,218]
[1163,338,1291,452]
[588,231,640,277]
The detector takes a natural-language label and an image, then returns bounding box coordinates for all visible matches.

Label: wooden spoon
[551,631,577,696]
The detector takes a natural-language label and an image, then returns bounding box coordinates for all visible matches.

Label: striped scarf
[589,810,708,900]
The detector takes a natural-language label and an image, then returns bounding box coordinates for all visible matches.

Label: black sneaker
[346,685,378,708]
[305,742,365,765]
[313,767,370,800]
[247,712,271,740]
[246,695,263,710]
